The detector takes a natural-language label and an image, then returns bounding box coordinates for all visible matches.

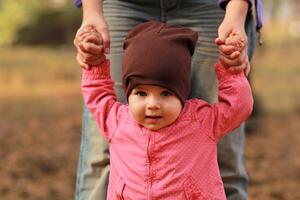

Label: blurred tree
[16,5,81,45]
[0,0,39,45]
[264,0,283,17]
[0,0,81,46]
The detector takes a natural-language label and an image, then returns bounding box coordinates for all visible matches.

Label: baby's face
[128,85,182,131]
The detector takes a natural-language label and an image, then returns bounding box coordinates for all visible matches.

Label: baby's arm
[215,62,252,140]
[199,60,253,141]
[78,27,121,140]
[81,59,120,140]
[78,27,119,139]
[211,31,252,137]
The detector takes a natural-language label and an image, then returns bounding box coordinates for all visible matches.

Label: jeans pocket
[183,176,216,200]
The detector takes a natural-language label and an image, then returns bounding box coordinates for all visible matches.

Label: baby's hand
[79,25,102,45]
[224,31,245,52]
[216,31,250,75]
[74,25,106,69]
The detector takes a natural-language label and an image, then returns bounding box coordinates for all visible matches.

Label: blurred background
[0,0,299,200]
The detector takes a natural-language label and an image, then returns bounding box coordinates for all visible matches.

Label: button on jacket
[81,60,253,199]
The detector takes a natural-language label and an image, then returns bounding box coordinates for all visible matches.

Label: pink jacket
[81,60,253,200]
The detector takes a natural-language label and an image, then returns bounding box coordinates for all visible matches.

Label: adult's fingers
[73,33,81,49]
[226,36,246,48]
[220,50,241,59]
[219,45,240,56]
[79,32,102,45]
[88,56,106,66]
[80,42,104,56]
[227,60,250,76]
[79,51,105,65]
[74,36,90,69]
[83,34,103,45]
[244,61,251,76]
[77,25,96,37]
[219,53,244,67]
[215,38,225,46]
[78,51,106,66]
[228,65,245,73]
[78,44,105,63]
[220,54,250,76]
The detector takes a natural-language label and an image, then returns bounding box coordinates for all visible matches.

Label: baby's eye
[161,90,172,97]
[136,91,147,96]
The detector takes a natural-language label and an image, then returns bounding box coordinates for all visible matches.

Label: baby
[79,21,252,199]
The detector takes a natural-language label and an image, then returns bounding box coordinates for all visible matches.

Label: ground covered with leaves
[1,96,300,200]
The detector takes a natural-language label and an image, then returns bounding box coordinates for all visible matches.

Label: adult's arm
[219,0,262,31]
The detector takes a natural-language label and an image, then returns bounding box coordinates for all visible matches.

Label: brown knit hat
[122,21,198,105]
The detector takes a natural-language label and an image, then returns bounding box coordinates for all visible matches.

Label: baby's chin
[139,122,163,131]
[140,121,174,131]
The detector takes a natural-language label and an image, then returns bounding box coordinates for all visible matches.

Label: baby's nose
[147,97,160,110]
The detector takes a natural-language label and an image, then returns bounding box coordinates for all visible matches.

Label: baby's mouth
[145,115,162,119]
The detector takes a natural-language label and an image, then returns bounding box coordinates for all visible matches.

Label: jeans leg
[217,124,248,200]
[75,103,109,200]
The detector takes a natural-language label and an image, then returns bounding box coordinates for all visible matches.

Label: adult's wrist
[82,0,104,21]
[224,0,249,26]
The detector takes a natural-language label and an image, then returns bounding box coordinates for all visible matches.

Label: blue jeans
[75,0,255,199]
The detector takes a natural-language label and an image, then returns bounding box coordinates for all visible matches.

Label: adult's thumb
[217,26,231,45]
[215,38,225,46]
[216,34,227,45]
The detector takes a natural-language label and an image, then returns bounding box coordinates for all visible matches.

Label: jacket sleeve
[81,60,120,141]
[73,0,82,7]
[218,0,254,10]
[198,63,253,141]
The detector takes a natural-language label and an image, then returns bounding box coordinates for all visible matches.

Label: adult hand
[73,14,110,69]
[215,0,250,75]
[216,21,250,76]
